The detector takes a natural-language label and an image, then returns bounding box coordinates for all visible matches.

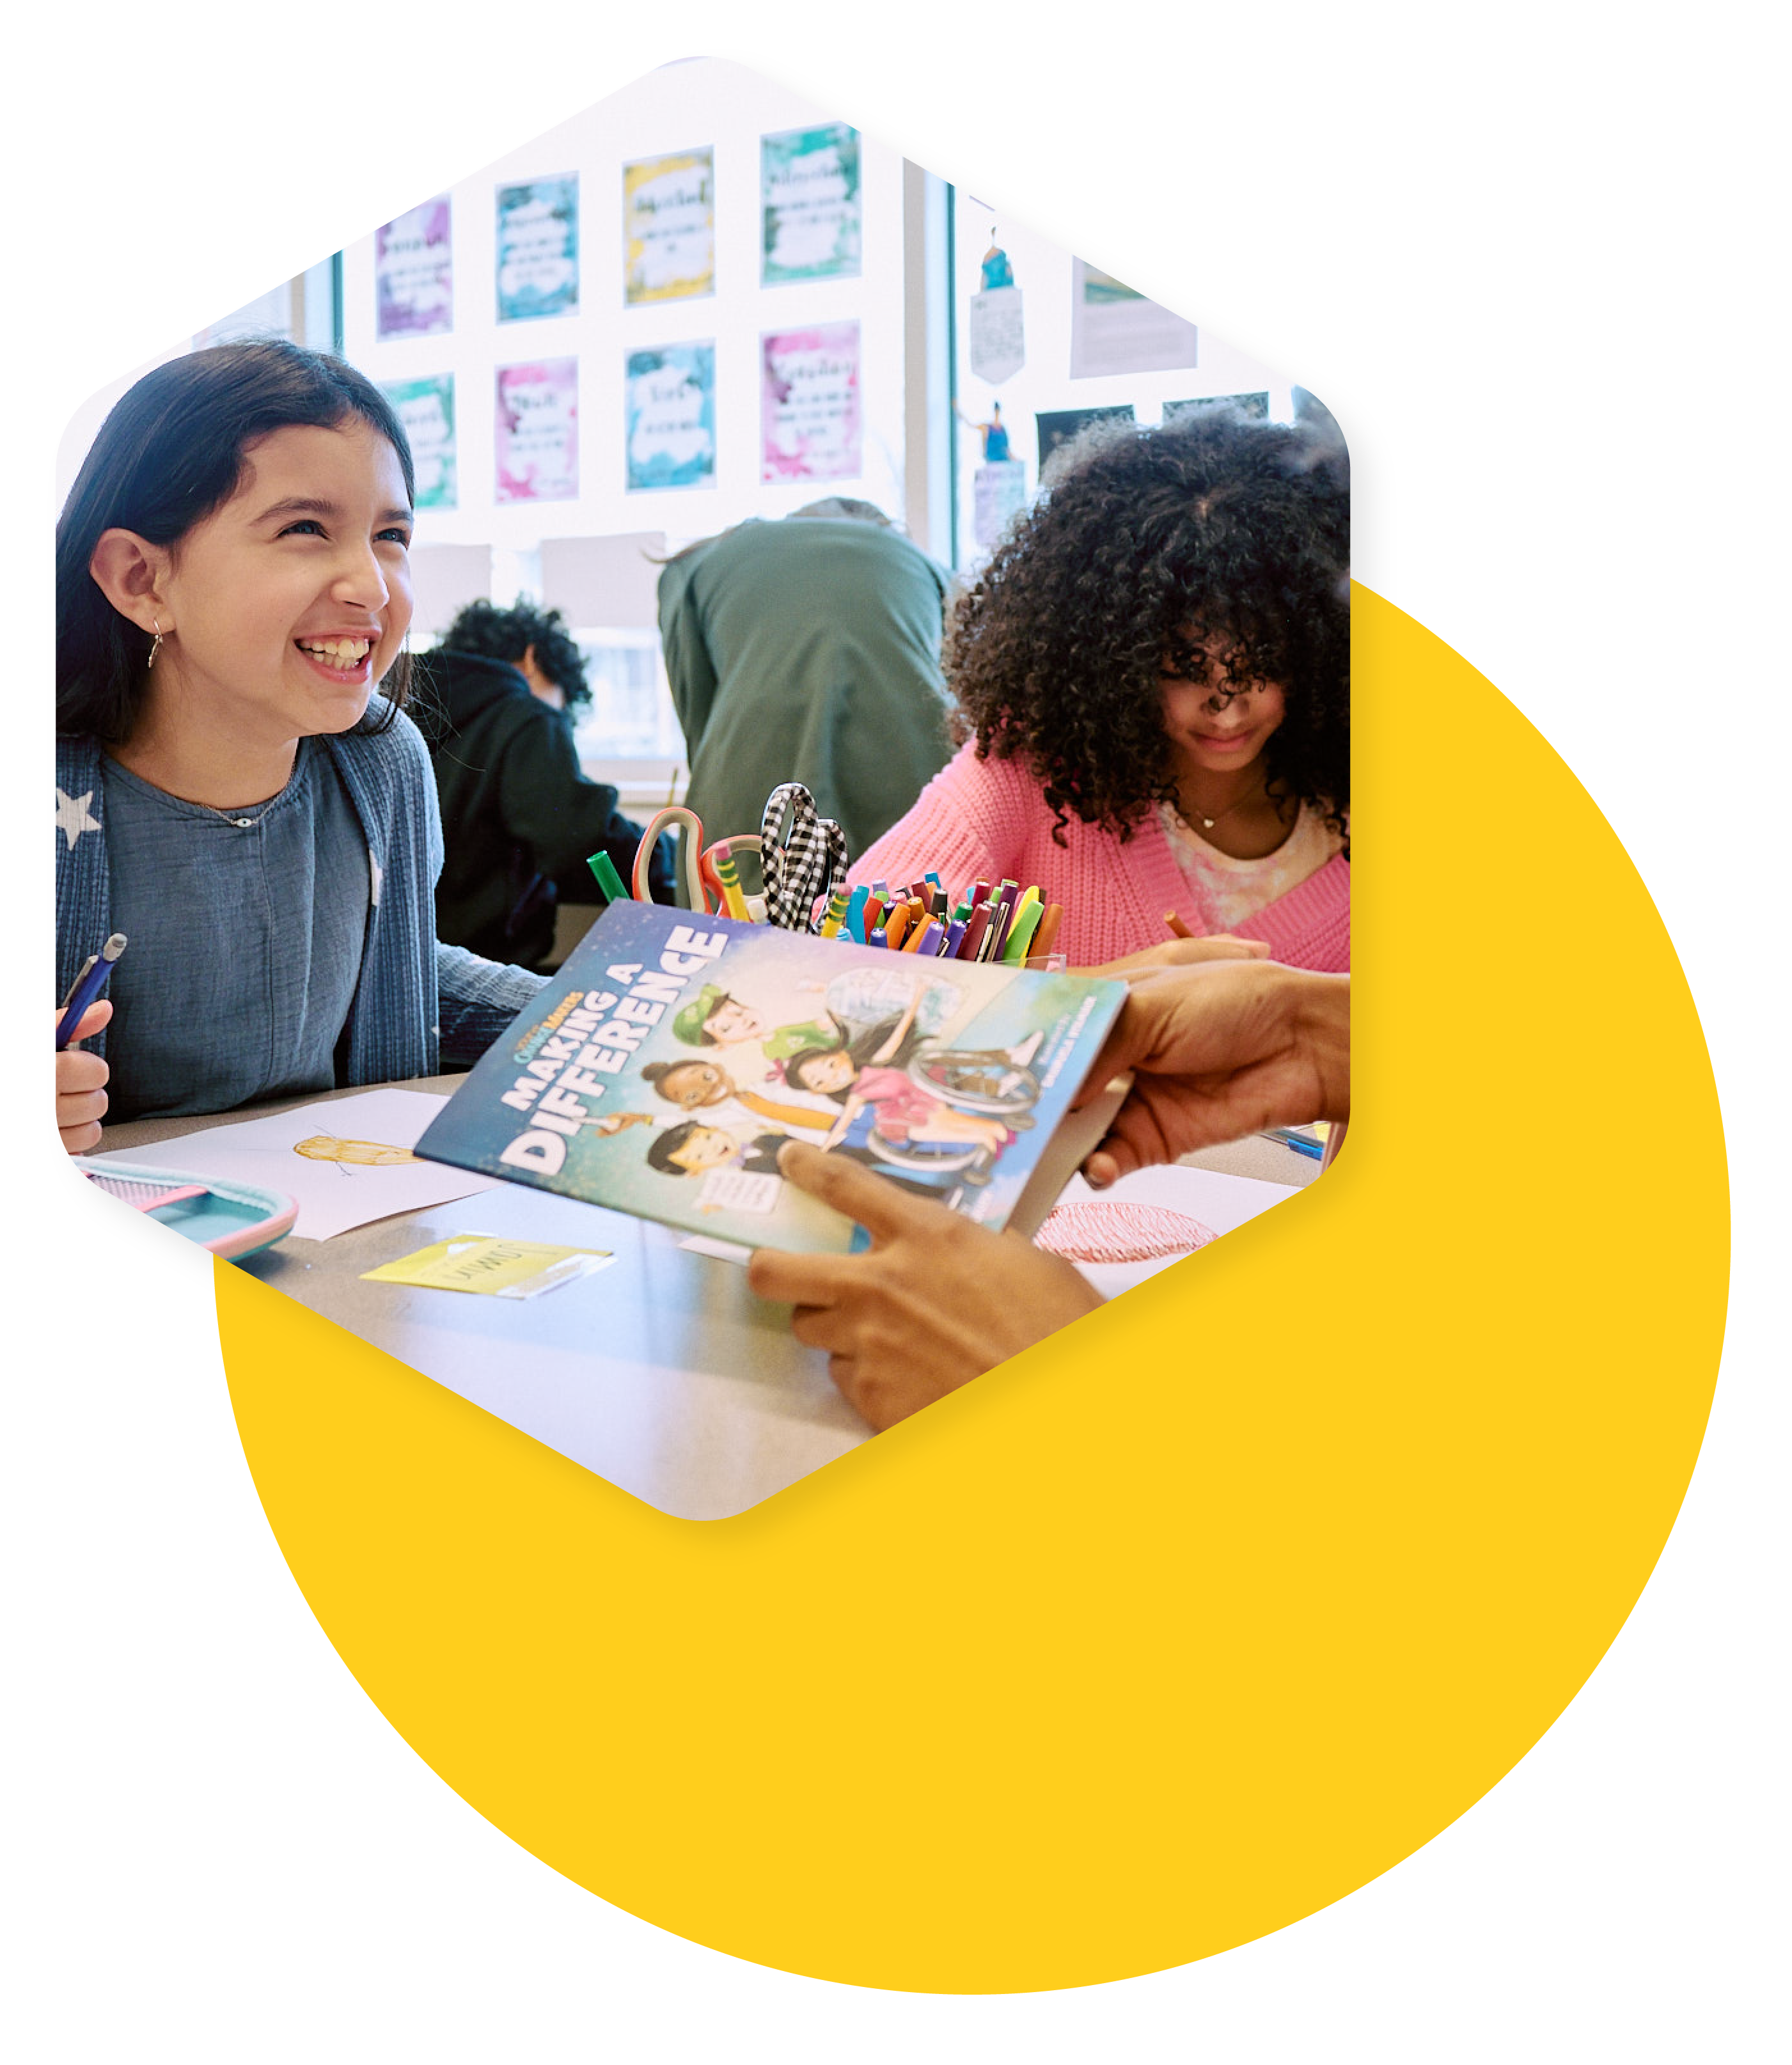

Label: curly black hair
[439,597,592,715]
[946,405,1348,845]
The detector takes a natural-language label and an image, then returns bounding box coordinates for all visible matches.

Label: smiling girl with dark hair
[849,405,1349,969]
[54,340,544,1150]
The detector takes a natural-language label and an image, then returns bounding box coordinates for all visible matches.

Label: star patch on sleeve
[56,788,102,850]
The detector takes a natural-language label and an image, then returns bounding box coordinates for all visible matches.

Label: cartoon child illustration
[673,970,964,1076]
[645,1121,788,1180]
[639,1057,838,1136]
[672,986,767,1050]
[783,1033,1013,1158]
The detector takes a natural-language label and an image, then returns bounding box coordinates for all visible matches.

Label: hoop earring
[146,618,164,671]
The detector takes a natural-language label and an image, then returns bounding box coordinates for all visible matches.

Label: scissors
[758,783,849,930]
[631,806,769,918]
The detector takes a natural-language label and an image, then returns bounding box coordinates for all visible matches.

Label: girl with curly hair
[849,406,1349,968]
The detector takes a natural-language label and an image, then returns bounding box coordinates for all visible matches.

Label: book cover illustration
[415,903,1126,1255]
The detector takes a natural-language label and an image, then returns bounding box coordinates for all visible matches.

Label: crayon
[884,905,911,951]
[844,884,870,943]
[1164,910,1194,940]
[1030,904,1064,961]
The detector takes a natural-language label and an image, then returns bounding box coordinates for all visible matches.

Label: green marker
[587,850,632,904]
[1002,900,1045,964]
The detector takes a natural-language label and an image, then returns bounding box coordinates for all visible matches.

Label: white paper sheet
[98,1088,499,1242]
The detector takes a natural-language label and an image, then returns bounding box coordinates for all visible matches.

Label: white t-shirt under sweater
[1158,799,1344,933]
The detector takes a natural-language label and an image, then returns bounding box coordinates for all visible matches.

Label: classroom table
[100,1078,1319,1522]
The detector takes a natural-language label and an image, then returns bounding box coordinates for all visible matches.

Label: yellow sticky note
[361,1236,615,1299]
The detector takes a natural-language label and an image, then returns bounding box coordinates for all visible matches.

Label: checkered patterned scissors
[758,783,849,930]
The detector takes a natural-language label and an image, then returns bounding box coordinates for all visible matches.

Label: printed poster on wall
[379,374,457,510]
[761,322,861,482]
[623,149,715,305]
[625,343,716,491]
[495,359,578,503]
[1035,404,1134,472]
[1164,392,1269,421]
[761,123,861,285]
[496,176,579,322]
[973,460,1028,547]
[968,287,1025,384]
[375,196,452,341]
[1068,259,1198,378]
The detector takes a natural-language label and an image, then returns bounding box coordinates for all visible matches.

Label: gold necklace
[1177,778,1267,834]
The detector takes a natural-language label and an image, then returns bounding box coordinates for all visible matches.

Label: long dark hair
[946,404,1349,845]
[56,339,417,742]
[783,1015,918,1101]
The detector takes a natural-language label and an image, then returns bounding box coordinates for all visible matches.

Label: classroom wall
[338,59,911,591]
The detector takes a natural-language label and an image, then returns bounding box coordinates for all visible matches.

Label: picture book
[414,903,1129,1254]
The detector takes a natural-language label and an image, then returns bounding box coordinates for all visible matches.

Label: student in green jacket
[656,501,954,860]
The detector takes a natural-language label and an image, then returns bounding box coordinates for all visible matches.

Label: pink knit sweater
[849,738,1350,970]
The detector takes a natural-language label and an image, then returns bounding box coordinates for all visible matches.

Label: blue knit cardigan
[55,700,542,1081]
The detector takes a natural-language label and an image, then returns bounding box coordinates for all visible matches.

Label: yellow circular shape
[216,586,1728,1993]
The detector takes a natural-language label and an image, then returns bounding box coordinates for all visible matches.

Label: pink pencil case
[79,1158,299,1259]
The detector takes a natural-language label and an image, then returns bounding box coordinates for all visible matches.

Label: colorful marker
[1001,900,1044,964]
[586,850,632,906]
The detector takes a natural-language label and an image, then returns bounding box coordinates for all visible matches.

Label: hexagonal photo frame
[56,57,1348,1518]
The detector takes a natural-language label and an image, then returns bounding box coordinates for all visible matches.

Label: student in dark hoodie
[414,599,669,968]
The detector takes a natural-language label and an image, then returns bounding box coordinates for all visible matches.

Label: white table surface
[100,1076,1317,1521]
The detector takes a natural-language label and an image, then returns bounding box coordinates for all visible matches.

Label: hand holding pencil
[55,998,113,1155]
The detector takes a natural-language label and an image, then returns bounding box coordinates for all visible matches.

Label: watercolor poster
[1069,257,1197,377]
[623,148,715,304]
[760,322,861,482]
[496,175,579,322]
[625,343,716,492]
[760,123,861,285]
[379,373,457,510]
[375,196,452,340]
[495,359,578,504]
